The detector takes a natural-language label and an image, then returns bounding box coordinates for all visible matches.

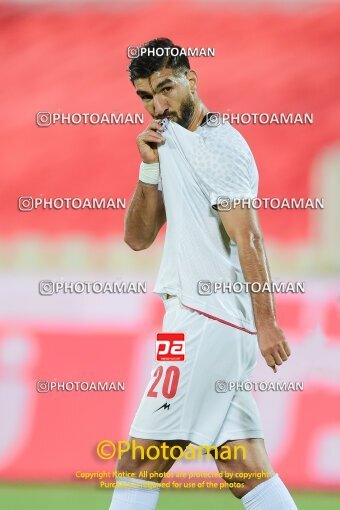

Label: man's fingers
[270,364,277,373]
[146,128,165,139]
[148,119,164,132]
[264,354,277,373]
[282,341,291,358]
[264,344,291,372]
[272,351,283,366]
[278,344,288,362]
[260,329,291,373]
[140,132,165,143]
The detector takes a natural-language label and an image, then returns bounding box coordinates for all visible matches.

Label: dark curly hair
[128,38,190,83]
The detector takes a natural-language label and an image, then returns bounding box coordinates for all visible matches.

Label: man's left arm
[218,205,291,372]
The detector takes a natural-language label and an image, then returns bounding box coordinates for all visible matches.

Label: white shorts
[130,296,264,446]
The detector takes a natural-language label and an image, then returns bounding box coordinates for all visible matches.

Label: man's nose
[153,94,169,118]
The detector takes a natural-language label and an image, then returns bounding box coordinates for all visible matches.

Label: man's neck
[186,101,209,132]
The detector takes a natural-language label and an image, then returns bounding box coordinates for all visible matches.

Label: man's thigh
[215,438,275,498]
[116,436,190,483]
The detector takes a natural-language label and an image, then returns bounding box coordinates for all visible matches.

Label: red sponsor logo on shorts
[156,333,185,361]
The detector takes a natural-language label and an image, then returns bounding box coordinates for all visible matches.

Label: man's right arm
[124,182,166,251]
[124,118,166,251]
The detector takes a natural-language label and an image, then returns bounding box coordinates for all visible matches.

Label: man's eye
[162,87,172,93]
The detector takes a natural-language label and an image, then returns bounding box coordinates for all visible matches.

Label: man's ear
[186,69,198,93]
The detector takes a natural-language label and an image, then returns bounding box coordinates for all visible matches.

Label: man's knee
[214,438,275,499]
[115,452,145,475]
[115,437,189,482]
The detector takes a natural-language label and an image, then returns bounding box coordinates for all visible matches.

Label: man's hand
[136,119,165,163]
[257,322,291,373]
[218,205,292,373]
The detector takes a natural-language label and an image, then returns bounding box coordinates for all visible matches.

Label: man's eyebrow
[136,78,174,97]
[136,88,151,97]
[154,79,174,92]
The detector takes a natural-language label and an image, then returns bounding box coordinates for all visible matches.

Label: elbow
[124,235,151,251]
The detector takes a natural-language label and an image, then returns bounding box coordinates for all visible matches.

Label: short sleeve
[194,126,258,210]
[209,150,258,210]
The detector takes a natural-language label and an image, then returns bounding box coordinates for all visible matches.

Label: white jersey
[154,118,259,334]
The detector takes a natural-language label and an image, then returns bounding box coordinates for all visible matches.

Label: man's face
[134,68,196,128]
